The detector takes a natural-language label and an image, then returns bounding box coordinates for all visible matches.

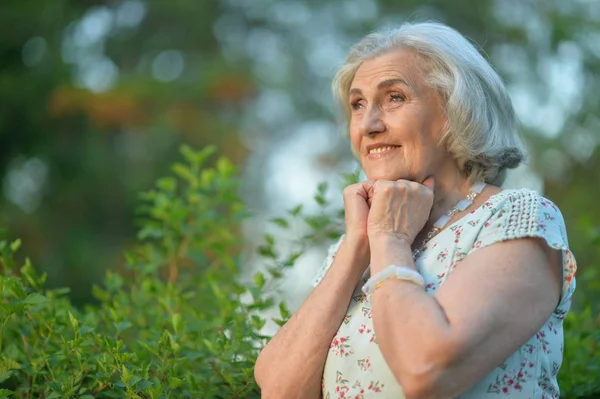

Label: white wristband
[362,265,425,296]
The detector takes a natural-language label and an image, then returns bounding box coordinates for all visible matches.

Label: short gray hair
[332,21,525,185]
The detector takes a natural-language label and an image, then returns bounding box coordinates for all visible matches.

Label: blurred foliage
[0,147,276,398]
[1,0,599,313]
[0,0,253,304]
[0,148,597,398]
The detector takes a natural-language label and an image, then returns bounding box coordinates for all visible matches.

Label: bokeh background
[1,0,599,313]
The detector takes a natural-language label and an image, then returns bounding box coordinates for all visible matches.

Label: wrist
[362,265,424,296]
[344,233,370,254]
[333,235,370,281]
[368,235,414,273]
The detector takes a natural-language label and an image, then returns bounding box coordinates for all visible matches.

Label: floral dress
[312,189,577,399]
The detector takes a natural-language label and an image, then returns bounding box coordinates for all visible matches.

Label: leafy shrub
[559,266,600,398]
[0,146,597,398]
[0,145,329,398]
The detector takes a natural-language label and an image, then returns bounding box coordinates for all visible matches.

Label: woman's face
[348,49,452,183]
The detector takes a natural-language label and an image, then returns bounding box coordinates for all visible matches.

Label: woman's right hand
[342,181,374,250]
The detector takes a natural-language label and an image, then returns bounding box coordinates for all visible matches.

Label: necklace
[412,181,486,259]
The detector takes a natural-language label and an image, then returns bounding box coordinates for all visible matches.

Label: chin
[366,170,412,182]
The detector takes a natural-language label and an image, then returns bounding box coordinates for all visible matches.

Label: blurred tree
[1,0,599,312]
[0,0,254,303]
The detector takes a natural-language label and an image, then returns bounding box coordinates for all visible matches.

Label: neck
[427,169,472,227]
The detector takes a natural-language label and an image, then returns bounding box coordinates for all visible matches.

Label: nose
[359,104,386,137]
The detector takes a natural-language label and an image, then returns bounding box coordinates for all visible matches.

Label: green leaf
[68,310,79,333]
[115,321,133,333]
[181,144,215,167]
[282,251,302,268]
[0,372,13,384]
[9,239,21,253]
[136,379,153,390]
[314,194,327,206]
[168,376,184,388]
[79,326,95,335]
[172,162,196,183]
[20,259,46,290]
[279,302,290,320]
[251,315,266,330]
[50,287,70,296]
[272,318,287,327]
[6,279,26,300]
[156,177,177,192]
[264,234,275,246]
[342,170,361,186]
[129,375,142,387]
[253,272,266,289]
[257,245,277,259]
[270,217,289,228]
[23,293,49,305]
[0,356,21,373]
[0,389,14,398]
[267,268,283,279]
[171,313,183,335]
[288,204,303,216]
[184,351,203,360]
[217,157,235,176]
[317,182,328,196]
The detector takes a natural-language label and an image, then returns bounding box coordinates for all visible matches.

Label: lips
[368,145,399,154]
[366,144,401,156]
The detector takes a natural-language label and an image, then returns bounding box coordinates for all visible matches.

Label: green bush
[0,145,293,398]
[0,146,597,398]
[559,270,600,398]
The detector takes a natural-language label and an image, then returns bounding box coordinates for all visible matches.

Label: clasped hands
[343,177,435,272]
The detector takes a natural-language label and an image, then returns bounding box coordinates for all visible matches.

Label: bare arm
[363,181,567,399]
[255,237,368,399]
[369,236,562,399]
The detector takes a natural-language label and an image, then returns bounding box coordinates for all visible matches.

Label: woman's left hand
[366,177,435,245]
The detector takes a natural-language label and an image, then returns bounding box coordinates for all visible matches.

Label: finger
[422,176,435,192]
[360,180,376,199]
[359,180,375,191]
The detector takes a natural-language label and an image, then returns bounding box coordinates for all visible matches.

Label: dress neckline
[415,188,525,256]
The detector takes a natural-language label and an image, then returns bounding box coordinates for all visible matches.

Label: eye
[350,98,364,111]
[389,93,405,103]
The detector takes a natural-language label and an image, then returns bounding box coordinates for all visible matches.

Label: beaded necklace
[412,181,486,259]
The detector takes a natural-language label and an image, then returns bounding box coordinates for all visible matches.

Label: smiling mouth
[368,145,400,155]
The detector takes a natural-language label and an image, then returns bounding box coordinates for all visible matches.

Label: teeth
[369,146,397,154]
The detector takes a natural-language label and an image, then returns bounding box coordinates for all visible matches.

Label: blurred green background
[1,0,599,310]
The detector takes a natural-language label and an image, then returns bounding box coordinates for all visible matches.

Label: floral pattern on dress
[334,371,351,398]
[357,357,372,372]
[330,333,354,357]
[315,189,576,399]
[358,323,375,343]
[486,364,530,395]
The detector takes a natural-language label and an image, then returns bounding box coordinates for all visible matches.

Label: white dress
[313,189,577,399]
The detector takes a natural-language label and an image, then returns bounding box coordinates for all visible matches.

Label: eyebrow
[349,78,414,96]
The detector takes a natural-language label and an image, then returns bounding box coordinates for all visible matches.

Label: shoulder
[484,188,558,213]
[471,188,577,311]
[478,188,568,246]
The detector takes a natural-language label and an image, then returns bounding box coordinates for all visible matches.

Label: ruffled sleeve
[312,234,345,287]
[470,189,577,310]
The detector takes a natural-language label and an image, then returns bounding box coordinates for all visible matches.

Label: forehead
[351,48,424,90]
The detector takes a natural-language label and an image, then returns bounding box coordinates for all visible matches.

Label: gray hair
[332,21,526,185]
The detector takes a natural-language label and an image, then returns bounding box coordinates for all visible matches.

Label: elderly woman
[254,22,576,399]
